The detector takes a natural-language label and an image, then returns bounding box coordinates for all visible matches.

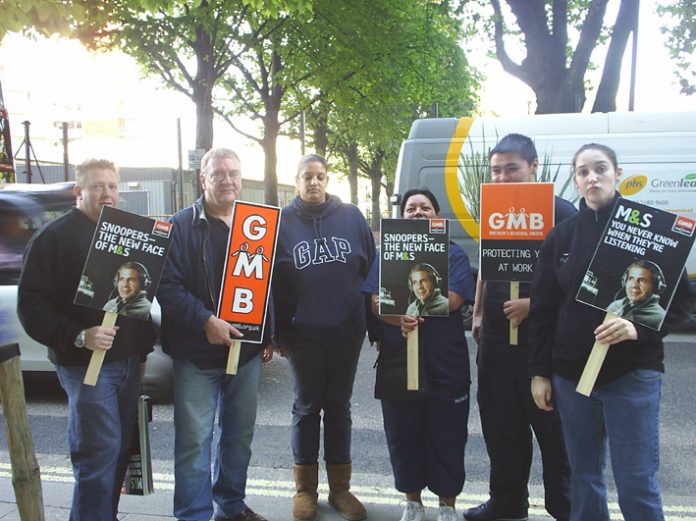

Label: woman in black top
[528,143,695,521]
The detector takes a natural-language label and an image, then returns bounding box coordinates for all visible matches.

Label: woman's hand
[471,311,483,345]
[594,317,638,345]
[400,314,423,338]
[531,376,554,412]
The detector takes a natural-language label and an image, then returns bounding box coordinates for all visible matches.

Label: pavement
[0,460,575,521]
[4,444,696,521]
[5,459,696,521]
[3,333,696,520]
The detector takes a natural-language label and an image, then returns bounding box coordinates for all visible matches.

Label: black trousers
[476,333,570,519]
[381,392,469,498]
[287,335,363,465]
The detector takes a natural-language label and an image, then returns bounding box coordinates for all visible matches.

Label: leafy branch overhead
[658,1,695,96]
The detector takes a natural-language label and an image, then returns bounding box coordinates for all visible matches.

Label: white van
[392,111,696,288]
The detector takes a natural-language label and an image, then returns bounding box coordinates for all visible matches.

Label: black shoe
[214,508,268,521]
[462,500,528,521]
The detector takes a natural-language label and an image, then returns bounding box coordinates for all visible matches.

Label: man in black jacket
[463,135,574,521]
[18,158,156,521]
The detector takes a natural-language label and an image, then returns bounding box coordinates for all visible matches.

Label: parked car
[0,182,173,401]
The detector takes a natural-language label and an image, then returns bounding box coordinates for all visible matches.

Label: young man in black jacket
[18,159,156,521]
[463,134,574,521]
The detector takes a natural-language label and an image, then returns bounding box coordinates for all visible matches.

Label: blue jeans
[553,371,663,521]
[56,356,141,521]
[173,355,261,521]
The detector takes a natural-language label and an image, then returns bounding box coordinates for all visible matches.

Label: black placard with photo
[577,199,696,330]
[379,218,449,317]
[74,206,172,321]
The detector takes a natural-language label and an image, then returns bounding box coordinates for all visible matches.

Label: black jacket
[18,208,155,366]
[528,195,696,385]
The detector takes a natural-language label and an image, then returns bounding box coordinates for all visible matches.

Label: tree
[78,1,306,152]
[471,0,639,113]
[211,0,476,208]
[295,0,478,224]
[213,10,321,205]
[658,0,696,95]
[0,1,84,39]
[592,0,638,112]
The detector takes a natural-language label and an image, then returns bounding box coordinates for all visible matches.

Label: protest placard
[74,206,173,385]
[577,199,696,330]
[74,206,171,320]
[217,201,280,373]
[479,182,555,343]
[576,198,696,395]
[379,218,449,316]
[479,182,555,281]
[379,218,449,390]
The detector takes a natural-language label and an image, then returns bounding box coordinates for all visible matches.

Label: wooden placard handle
[406,328,419,391]
[83,311,118,386]
[226,339,242,375]
[509,281,519,346]
[576,312,617,396]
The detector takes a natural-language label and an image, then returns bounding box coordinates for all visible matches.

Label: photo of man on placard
[103,261,153,320]
[405,262,449,316]
[606,260,667,330]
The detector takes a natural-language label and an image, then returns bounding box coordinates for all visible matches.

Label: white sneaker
[399,500,426,521]
[437,503,457,521]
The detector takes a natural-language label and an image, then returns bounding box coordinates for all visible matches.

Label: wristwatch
[74,330,86,349]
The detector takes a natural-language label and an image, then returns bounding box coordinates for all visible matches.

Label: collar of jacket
[191,195,207,227]
[579,192,621,224]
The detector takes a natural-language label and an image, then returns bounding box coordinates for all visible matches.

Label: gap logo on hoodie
[293,237,352,269]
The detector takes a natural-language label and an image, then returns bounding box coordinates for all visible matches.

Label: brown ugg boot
[326,463,367,521]
[293,464,319,521]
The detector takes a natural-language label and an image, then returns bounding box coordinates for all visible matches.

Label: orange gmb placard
[217,201,281,343]
[480,182,555,241]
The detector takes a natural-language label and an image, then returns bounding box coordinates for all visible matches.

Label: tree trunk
[347,142,359,205]
[262,119,279,206]
[262,48,284,206]
[534,78,586,114]
[193,21,215,150]
[384,178,394,216]
[369,151,384,230]
[592,0,638,113]
[193,87,214,150]
[494,0,610,114]
[312,105,329,157]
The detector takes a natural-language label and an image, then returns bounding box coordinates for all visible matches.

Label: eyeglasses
[208,170,241,183]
